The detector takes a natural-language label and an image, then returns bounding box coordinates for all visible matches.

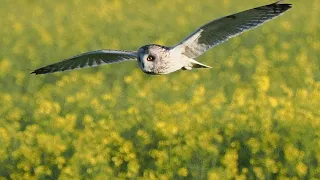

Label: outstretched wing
[31,50,137,75]
[173,1,292,58]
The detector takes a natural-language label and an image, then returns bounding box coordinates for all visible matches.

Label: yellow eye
[146,55,154,61]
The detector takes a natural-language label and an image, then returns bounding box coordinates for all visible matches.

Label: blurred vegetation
[0,0,319,179]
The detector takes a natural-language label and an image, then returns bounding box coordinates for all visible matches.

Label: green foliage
[0,0,319,179]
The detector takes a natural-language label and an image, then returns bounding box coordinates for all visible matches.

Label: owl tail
[189,59,212,69]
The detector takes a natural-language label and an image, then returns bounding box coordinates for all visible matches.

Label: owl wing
[172,1,292,58]
[31,50,137,75]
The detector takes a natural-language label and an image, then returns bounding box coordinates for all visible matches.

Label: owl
[31,1,292,75]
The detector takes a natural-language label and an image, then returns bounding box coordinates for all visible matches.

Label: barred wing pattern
[31,50,137,75]
[174,1,292,58]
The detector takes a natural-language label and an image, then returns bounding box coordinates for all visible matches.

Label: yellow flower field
[0,0,319,179]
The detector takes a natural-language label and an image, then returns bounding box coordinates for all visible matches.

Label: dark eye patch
[146,55,155,61]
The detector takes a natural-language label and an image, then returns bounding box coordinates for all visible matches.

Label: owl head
[137,44,170,75]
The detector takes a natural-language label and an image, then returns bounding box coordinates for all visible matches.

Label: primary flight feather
[31,1,292,75]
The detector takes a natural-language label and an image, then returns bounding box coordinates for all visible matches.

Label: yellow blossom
[178,167,188,177]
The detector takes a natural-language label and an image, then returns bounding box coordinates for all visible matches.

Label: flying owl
[31,1,292,75]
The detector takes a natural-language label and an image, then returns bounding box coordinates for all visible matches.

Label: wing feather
[31,50,137,75]
[173,1,292,58]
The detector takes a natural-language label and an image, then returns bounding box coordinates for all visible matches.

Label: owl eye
[146,55,155,61]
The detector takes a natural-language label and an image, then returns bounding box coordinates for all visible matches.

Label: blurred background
[0,0,319,179]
